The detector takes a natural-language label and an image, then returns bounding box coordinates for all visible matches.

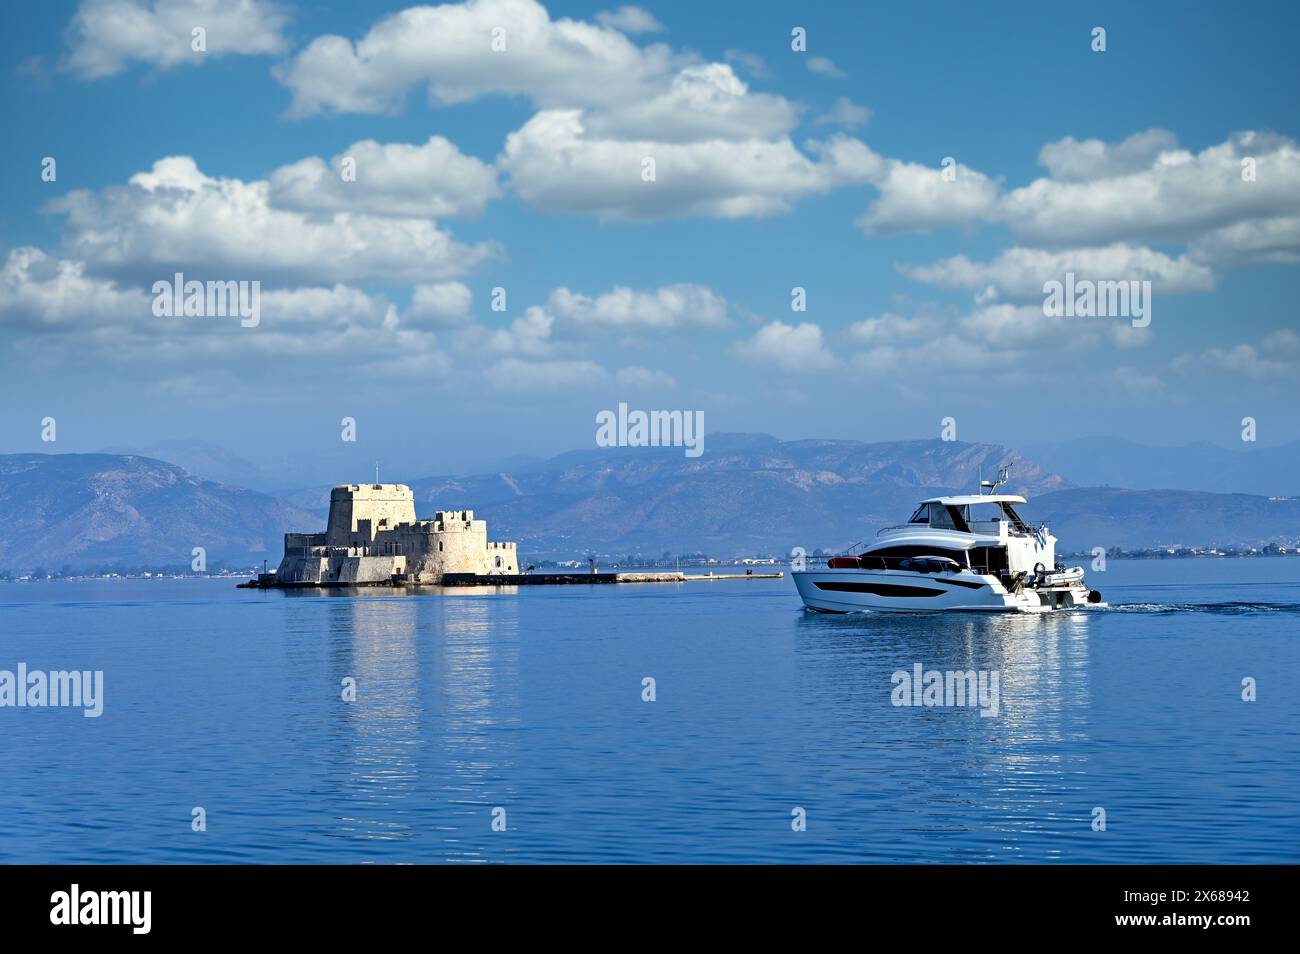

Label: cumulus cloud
[277,1,887,223]
[268,136,501,219]
[899,244,1216,302]
[580,63,797,143]
[1036,128,1180,182]
[0,247,455,378]
[1189,215,1300,267]
[867,130,1300,270]
[734,320,838,373]
[1001,130,1300,249]
[843,301,1153,380]
[450,282,727,358]
[857,158,1002,235]
[275,0,680,117]
[0,247,148,330]
[64,0,290,79]
[501,112,879,220]
[49,156,497,285]
[847,313,941,346]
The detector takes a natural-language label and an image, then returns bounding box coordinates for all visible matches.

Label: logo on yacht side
[1042,271,1151,328]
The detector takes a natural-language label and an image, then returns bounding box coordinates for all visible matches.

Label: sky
[1,0,1297,480]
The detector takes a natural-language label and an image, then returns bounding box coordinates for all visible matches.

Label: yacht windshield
[929,505,970,532]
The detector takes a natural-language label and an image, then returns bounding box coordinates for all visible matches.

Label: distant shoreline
[2,550,1299,583]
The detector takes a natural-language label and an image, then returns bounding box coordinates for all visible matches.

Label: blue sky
[1,0,1298,480]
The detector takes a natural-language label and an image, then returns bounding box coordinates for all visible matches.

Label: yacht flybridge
[793,467,1105,613]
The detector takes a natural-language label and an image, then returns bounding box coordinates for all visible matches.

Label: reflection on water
[0,565,1297,863]
[788,611,1097,860]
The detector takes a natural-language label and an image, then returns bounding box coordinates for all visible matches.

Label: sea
[1,558,1297,864]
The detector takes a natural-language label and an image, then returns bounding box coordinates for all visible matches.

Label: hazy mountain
[1029,487,1300,551]
[7,437,1300,573]
[98,439,275,489]
[0,454,318,573]
[1022,437,1300,496]
[405,434,1069,556]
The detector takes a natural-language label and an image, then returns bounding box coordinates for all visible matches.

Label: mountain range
[0,454,317,573]
[3,434,1300,572]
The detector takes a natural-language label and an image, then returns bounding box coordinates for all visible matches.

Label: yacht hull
[792,568,1095,614]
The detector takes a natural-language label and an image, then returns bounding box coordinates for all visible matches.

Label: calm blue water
[1,559,1297,864]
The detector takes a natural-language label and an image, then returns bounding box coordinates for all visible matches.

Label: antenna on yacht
[981,464,1010,495]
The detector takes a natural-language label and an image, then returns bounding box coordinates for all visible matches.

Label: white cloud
[546,284,728,330]
[857,158,1001,235]
[0,247,148,330]
[0,249,457,378]
[49,156,497,285]
[275,0,680,117]
[846,313,940,345]
[1173,329,1300,379]
[65,0,290,79]
[594,6,664,34]
[1189,215,1300,267]
[806,56,845,78]
[1001,130,1300,248]
[450,282,728,357]
[1036,128,1180,182]
[268,136,501,219]
[458,305,557,358]
[580,63,797,143]
[501,112,879,220]
[408,282,474,328]
[856,130,1300,268]
[734,320,837,373]
[814,97,870,129]
[899,244,1216,302]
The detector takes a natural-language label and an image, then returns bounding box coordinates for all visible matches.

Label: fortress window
[438,542,443,552]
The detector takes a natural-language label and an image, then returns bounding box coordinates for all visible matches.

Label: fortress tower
[274,482,518,586]
[325,484,418,549]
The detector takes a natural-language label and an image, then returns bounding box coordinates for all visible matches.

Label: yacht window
[909,505,929,524]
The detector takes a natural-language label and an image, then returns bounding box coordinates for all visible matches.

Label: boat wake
[1109,601,1300,615]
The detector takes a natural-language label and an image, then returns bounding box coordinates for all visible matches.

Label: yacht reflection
[792,609,1094,856]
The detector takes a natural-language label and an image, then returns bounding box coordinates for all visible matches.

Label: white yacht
[793,467,1105,614]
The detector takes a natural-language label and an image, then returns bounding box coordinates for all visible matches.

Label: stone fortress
[273,483,518,586]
